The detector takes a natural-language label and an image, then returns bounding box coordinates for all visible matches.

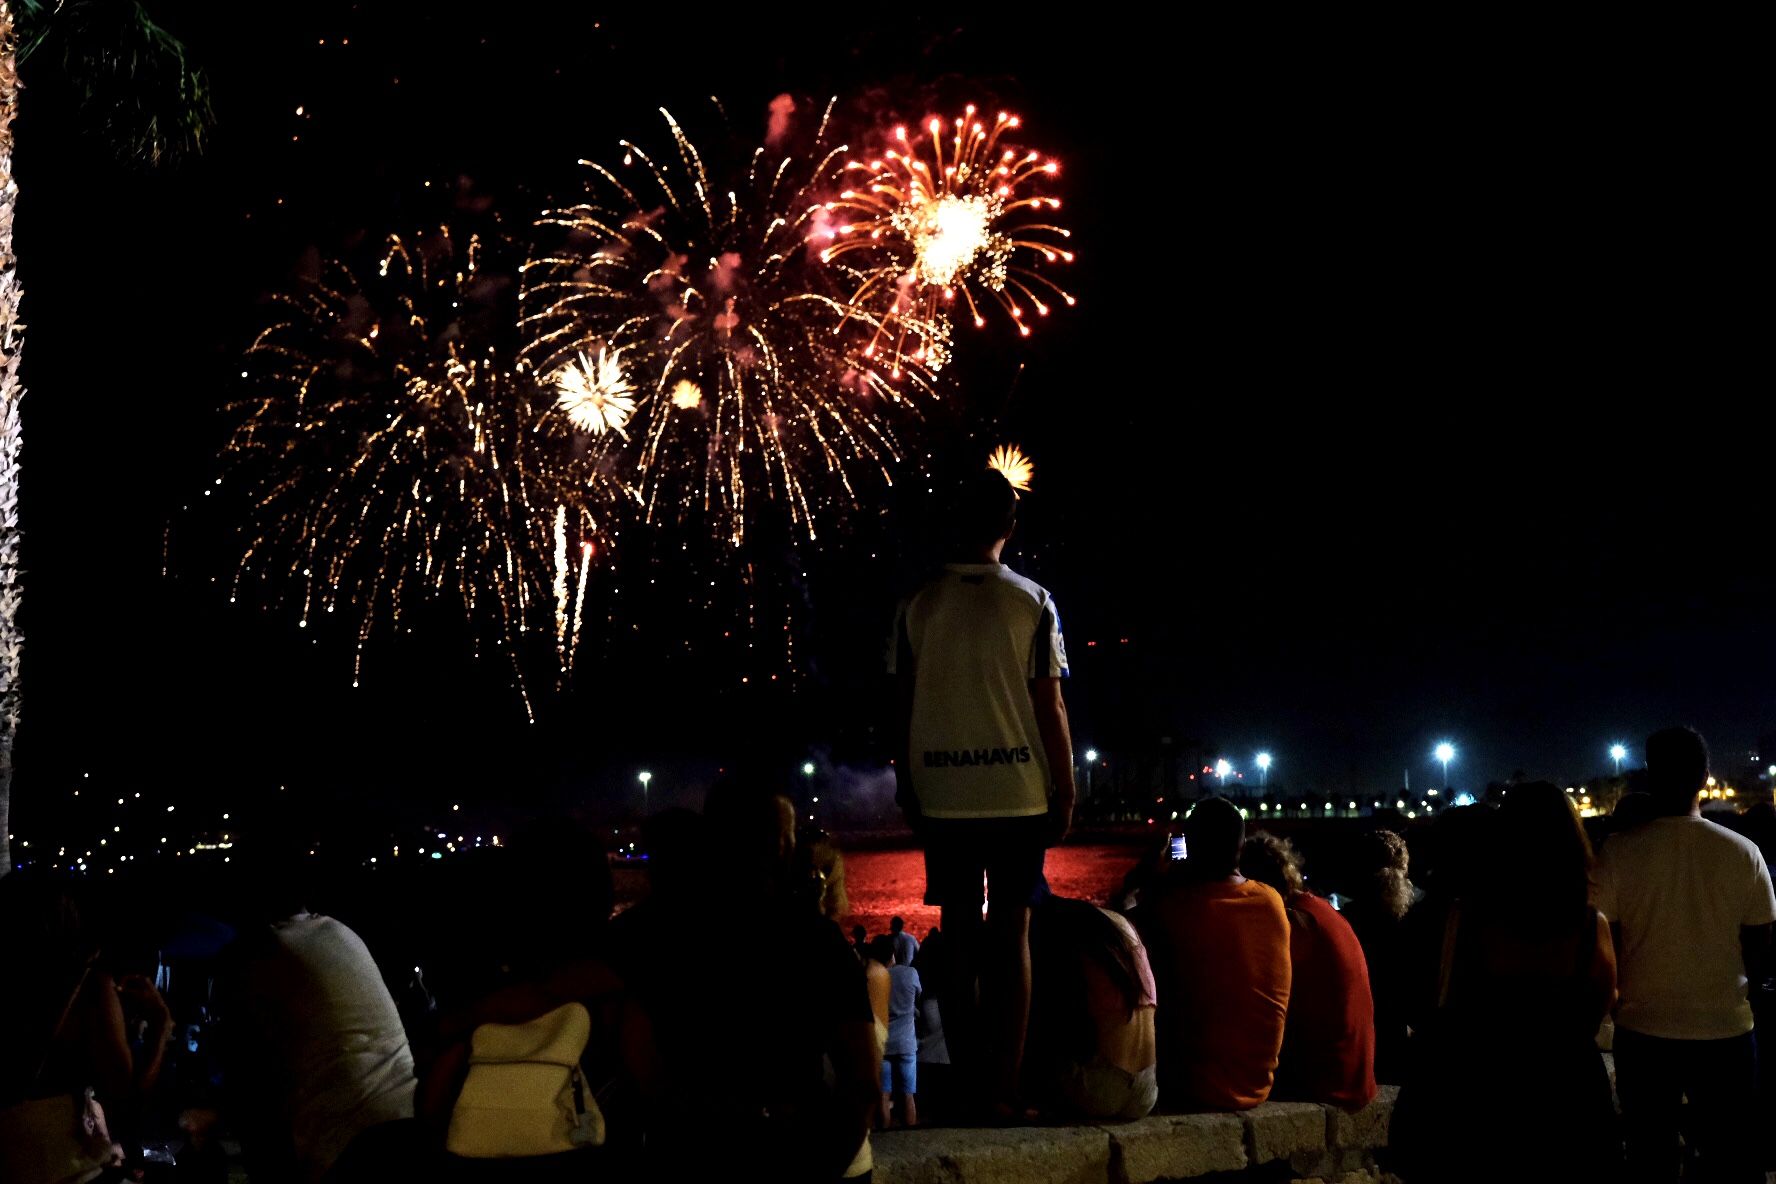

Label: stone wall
[871,1086,1400,1184]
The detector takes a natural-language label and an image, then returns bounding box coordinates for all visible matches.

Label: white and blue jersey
[889,563,1068,819]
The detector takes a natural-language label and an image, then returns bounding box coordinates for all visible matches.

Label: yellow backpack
[445,1001,606,1158]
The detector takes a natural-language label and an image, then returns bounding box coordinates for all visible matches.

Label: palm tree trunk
[0,0,23,876]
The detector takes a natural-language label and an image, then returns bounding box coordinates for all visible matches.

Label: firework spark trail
[224,227,622,710]
[553,504,570,677]
[818,103,1074,371]
[520,98,944,548]
[570,540,592,672]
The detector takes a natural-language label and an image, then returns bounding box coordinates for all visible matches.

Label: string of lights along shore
[220,93,1069,706]
[12,739,1749,878]
[1071,740,1694,824]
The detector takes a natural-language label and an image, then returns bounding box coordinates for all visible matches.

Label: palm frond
[16,0,215,167]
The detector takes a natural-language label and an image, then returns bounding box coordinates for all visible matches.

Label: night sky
[11,6,1768,829]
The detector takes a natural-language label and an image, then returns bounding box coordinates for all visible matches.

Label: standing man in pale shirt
[888,915,920,968]
[1595,726,1775,1184]
[889,468,1075,1120]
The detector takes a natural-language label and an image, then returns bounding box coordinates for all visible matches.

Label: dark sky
[11,5,1769,829]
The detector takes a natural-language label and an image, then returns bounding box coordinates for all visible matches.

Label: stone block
[1327,1085,1398,1151]
[872,1125,1112,1184]
[1290,1151,1337,1180]
[1245,1101,1329,1164]
[1106,1112,1246,1181]
[1291,1148,1378,1177]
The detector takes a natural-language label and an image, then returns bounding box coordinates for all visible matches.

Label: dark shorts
[921,815,1049,914]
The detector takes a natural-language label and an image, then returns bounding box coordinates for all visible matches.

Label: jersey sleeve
[1744,847,1776,927]
[1028,595,1069,679]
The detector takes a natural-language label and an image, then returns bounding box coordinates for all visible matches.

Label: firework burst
[224,226,622,712]
[819,103,1074,369]
[987,443,1034,493]
[555,346,636,436]
[669,379,703,410]
[520,99,942,546]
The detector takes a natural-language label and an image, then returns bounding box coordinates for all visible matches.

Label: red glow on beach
[839,843,1142,939]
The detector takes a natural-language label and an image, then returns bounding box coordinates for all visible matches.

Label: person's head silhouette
[1183,797,1245,880]
[951,469,1017,558]
[1645,726,1709,817]
[1238,831,1305,899]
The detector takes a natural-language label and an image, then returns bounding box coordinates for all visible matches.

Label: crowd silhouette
[4,728,1774,1182]
[2,461,1769,1184]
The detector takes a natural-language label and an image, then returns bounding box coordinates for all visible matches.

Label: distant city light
[1214,759,1232,787]
[802,762,816,776]
[1610,743,1628,775]
[1083,749,1099,763]
[1255,752,1271,788]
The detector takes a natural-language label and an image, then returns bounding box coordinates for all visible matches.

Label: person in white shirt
[227,911,416,1184]
[1594,726,1775,1184]
[889,468,1076,1119]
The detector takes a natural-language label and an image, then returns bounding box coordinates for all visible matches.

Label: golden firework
[669,379,703,410]
[224,226,620,714]
[818,103,1074,371]
[988,444,1033,493]
[521,100,941,545]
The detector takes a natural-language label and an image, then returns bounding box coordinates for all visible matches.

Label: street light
[1215,758,1232,788]
[1433,742,1455,788]
[1084,748,1099,764]
[1081,749,1098,799]
[802,761,816,777]
[638,770,652,812]
[1255,752,1272,789]
[1610,744,1627,776]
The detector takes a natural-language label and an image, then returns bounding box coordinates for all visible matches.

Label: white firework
[555,347,635,437]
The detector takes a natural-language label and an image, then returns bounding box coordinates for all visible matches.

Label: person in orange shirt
[1137,797,1290,1111]
[1238,832,1377,1110]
